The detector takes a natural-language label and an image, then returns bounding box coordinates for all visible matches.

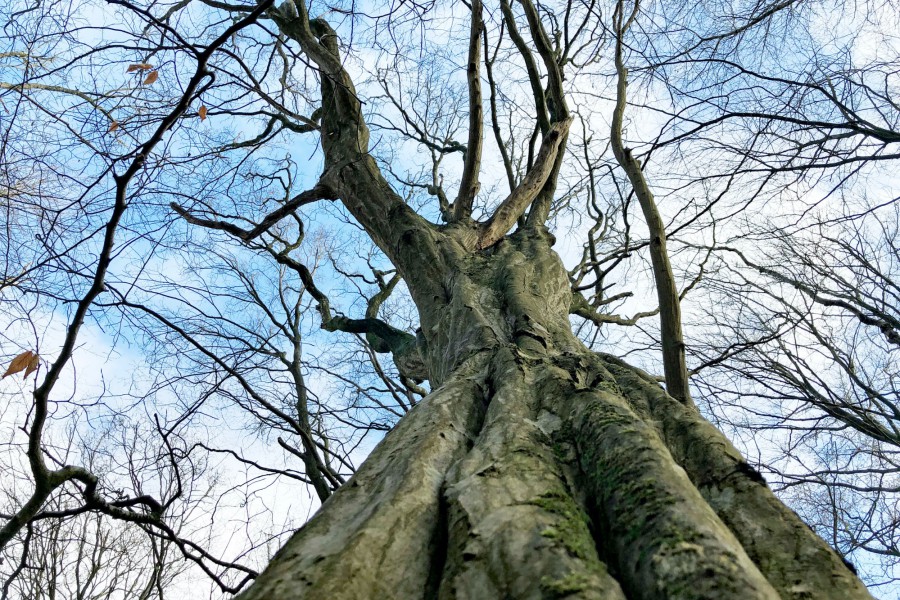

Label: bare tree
[0,0,893,597]
[689,201,900,587]
[600,0,900,586]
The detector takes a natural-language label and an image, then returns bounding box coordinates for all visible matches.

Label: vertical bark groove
[234,365,487,600]
[438,347,626,599]
[564,388,778,600]
[598,354,874,600]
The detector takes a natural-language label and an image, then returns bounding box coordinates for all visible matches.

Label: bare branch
[478,117,571,249]
[452,0,484,221]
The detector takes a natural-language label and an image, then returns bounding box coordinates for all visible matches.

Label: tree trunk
[235,228,872,600]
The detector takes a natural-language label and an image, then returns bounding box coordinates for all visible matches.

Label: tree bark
[235,229,871,600]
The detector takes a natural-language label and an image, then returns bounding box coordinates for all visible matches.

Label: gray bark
[236,229,872,600]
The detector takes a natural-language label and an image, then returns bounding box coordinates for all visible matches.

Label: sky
[1,0,899,596]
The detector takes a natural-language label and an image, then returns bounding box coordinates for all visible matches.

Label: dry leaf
[108,121,119,133]
[126,63,153,73]
[198,105,207,121]
[3,350,35,379]
[143,70,159,85]
[24,353,39,377]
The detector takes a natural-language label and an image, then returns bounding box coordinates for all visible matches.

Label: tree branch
[171,182,335,242]
[610,0,692,406]
[452,0,484,221]
[477,117,571,249]
[570,291,660,326]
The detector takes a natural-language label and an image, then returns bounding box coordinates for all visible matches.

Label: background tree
[604,0,900,587]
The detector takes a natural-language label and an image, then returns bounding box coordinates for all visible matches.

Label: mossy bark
[236,229,872,600]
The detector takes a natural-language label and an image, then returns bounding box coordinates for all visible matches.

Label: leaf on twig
[108,120,118,133]
[24,353,39,377]
[3,350,38,379]
[143,70,159,85]
[126,63,153,72]
[198,105,207,121]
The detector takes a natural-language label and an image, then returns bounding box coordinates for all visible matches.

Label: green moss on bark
[540,571,595,596]
[530,491,595,560]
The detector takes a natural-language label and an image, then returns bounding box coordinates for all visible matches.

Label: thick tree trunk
[235,229,871,600]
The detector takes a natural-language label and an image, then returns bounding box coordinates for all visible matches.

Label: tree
[0,0,891,597]
[609,1,900,584]
[689,190,900,586]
